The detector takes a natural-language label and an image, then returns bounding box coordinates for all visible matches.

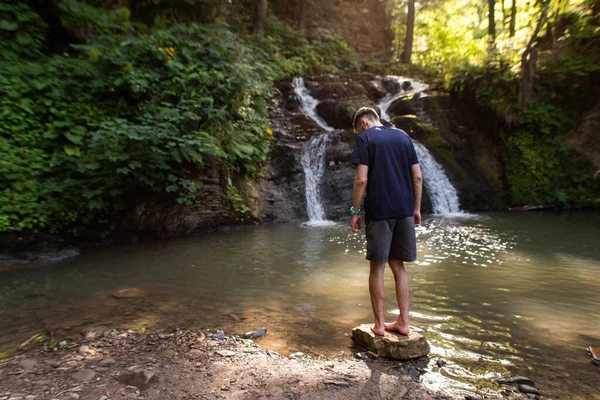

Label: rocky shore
[0,328,546,400]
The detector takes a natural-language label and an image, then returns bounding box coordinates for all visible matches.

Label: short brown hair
[352,107,380,131]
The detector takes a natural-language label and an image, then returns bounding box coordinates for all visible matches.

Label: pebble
[436,358,447,368]
[18,359,38,370]
[189,349,203,357]
[288,352,304,359]
[71,369,96,382]
[160,349,176,357]
[243,328,268,339]
[408,365,420,380]
[99,358,116,367]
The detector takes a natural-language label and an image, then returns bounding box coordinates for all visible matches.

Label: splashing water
[292,77,334,132]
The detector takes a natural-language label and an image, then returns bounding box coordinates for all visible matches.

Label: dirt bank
[0,329,452,400]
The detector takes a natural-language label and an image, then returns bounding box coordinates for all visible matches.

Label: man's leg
[369,261,386,336]
[385,260,410,335]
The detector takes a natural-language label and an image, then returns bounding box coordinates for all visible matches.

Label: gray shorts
[366,217,417,263]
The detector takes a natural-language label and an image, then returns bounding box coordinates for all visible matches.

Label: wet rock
[436,358,447,368]
[211,331,225,340]
[18,359,38,370]
[366,351,378,359]
[589,345,600,365]
[215,350,236,357]
[408,365,421,380]
[99,357,116,367]
[518,384,540,395]
[72,368,96,382]
[316,95,378,129]
[117,365,156,390]
[244,328,267,339]
[288,352,304,359]
[351,324,430,360]
[381,76,402,95]
[387,96,418,117]
[494,376,535,387]
[112,288,145,299]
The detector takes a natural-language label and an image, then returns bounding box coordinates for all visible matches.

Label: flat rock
[215,350,236,357]
[159,349,176,357]
[18,359,38,370]
[351,324,430,360]
[589,345,600,365]
[72,368,96,382]
[99,357,116,366]
[112,288,145,299]
[117,365,156,390]
[495,376,535,386]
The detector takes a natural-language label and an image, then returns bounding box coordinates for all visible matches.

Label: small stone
[215,350,236,357]
[408,365,420,380]
[84,331,96,340]
[323,380,350,387]
[117,365,156,390]
[243,328,267,339]
[69,394,80,400]
[18,359,38,370]
[518,384,540,395]
[289,352,304,359]
[72,369,96,382]
[160,349,176,357]
[351,325,430,360]
[354,352,365,359]
[112,288,145,298]
[211,331,225,340]
[78,345,92,355]
[25,396,36,400]
[99,358,116,367]
[436,358,447,368]
[99,397,108,400]
[189,349,203,357]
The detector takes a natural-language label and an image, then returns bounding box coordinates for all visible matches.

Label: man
[349,107,423,336]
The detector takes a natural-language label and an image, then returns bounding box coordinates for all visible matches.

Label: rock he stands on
[351,324,430,361]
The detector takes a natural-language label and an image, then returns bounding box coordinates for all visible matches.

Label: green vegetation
[390,0,600,207]
[0,1,356,233]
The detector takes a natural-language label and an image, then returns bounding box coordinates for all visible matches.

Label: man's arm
[351,165,368,232]
[411,164,423,226]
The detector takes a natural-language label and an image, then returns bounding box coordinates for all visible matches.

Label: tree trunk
[488,0,496,42]
[298,0,308,36]
[519,0,551,109]
[401,0,415,63]
[501,0,507,32]
[509,0,516,37]
[255,0,268,32]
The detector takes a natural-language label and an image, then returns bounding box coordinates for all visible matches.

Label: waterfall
[413,142,462,215]
[293,77,335,224]
[377,76,429,121]
[301,134,331,223]
[375,76,462,215]
[292,77,334,132]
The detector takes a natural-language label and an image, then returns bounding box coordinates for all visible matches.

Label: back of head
[352,107,381,133]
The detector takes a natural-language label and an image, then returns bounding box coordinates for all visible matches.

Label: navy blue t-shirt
[350,126,419,221]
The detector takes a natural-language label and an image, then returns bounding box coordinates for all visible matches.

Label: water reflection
[1,211,599,398]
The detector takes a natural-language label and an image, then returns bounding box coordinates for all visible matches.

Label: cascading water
[292,77,334,132]
[375,76,463,215]
[293,77,334,224]
[377,76,429,121]
[413,142,462,215]
[301,134,331,222]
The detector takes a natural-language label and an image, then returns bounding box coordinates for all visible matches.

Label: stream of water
[1,212,599,399]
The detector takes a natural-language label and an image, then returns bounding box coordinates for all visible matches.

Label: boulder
[351,324,430,360]
[316,95,378,129]
[387,96,418,117]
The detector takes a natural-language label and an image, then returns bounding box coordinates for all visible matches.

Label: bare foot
[370,325,385,336]
[384,321,410,335]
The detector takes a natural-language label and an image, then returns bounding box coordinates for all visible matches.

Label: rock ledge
[351,324,430,360]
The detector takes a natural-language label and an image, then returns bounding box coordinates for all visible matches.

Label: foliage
[508,104,598,206]
[226,185,251,215]
[0,1,358,233]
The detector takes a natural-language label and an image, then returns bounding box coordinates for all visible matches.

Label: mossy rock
[316,95,378,129]
[309,80,368,100]
[387,96,418,117]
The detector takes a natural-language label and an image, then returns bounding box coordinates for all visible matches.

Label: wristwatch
[350,207,361,215]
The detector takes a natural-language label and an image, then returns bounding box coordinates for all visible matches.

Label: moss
[0,352,8,361]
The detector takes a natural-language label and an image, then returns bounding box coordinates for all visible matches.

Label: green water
[1,212,599,398]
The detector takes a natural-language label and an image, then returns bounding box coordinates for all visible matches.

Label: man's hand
[350,214,362,232]
[414,210,421,227]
